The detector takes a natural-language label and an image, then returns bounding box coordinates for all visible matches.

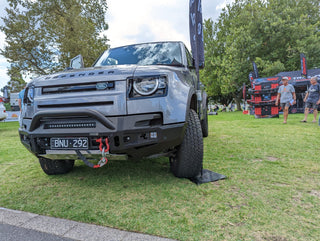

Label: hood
[134,65,185,77]
[30,65,138,87]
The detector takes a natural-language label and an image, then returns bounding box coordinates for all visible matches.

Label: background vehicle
[10,93,20,111]
[19,41,208,178]
[0,100,8,121]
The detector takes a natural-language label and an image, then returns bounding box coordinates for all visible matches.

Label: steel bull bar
[30,109,127,167]
[29,109,116,131]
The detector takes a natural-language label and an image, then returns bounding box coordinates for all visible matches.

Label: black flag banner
[300,53,307,78]
[188,0,226,184]
[189,0,205,70]
[252,61,259,79]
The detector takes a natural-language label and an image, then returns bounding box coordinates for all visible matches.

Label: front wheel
[39,158,74,175]
[170,109,203,178]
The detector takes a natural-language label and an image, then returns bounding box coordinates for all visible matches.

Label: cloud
[0,0,9,26]
[216,0,235,10]
[105,0,190,48]
[0,31,9,92]
[105,0,230,49]
[0,31,6,50]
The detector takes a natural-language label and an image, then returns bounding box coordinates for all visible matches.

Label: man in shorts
[301,76,320,123]
[18,86,26,127]
[275,77,296,124]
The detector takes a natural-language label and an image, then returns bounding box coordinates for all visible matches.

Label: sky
[0,0,234,94]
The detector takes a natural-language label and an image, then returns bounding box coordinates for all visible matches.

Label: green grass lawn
[0,113,319,240]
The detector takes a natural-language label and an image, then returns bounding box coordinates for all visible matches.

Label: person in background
[230,103,234,112]
[275,77,296,124]
[301,76,320,123]
[18,86,26,126]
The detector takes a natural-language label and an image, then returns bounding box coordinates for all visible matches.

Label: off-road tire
[201,106,209,137]
[39,158,74,175]
[170,109,203,178]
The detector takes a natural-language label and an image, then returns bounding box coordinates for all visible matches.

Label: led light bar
[44,122,96,129]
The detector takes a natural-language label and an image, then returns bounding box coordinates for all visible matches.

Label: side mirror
[105,57,118,65]
[70,55,84,69]
[190,58,205,69]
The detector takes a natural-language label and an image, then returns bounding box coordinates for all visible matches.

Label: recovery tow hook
[76,137,110,168]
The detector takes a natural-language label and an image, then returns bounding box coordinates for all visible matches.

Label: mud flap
[189,169,226,185]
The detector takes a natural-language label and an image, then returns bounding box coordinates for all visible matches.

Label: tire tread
[39,158,74,175]
[171,109,203,178]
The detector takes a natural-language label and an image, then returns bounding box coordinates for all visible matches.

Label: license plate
[50,137,89,149]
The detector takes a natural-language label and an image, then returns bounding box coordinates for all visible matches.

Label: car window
[185,47,193,67]
[94,42,183,67]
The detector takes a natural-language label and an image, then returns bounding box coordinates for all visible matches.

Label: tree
[201,0,320,109]
[0,65,26,96]
[3,65,26,93]
[0,0,109,82]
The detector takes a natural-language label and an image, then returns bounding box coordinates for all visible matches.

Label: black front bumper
[19,109,186,159]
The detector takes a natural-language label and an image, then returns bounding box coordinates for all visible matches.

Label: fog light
[150,132,157,139]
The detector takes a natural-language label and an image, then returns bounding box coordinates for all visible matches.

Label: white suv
[0,101,8,121]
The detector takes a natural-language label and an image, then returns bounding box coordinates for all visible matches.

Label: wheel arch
[185,89,198,121]
[186,89,208,122]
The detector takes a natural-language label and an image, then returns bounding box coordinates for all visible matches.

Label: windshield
[94,42,183,67]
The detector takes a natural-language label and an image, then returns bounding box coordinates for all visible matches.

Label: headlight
[25,86,34,103]
[133,77,159,96]
[27,87,34,102]
[129,75,167,99]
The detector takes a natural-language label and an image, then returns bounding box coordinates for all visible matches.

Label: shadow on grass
[47,156,189,188]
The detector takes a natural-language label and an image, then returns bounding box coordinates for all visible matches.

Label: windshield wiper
[155,63,185,67]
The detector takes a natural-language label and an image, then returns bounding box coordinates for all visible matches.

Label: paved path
[0,207,175,241]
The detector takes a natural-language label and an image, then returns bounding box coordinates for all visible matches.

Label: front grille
[38,101,113,108]
[42,81,115,94]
